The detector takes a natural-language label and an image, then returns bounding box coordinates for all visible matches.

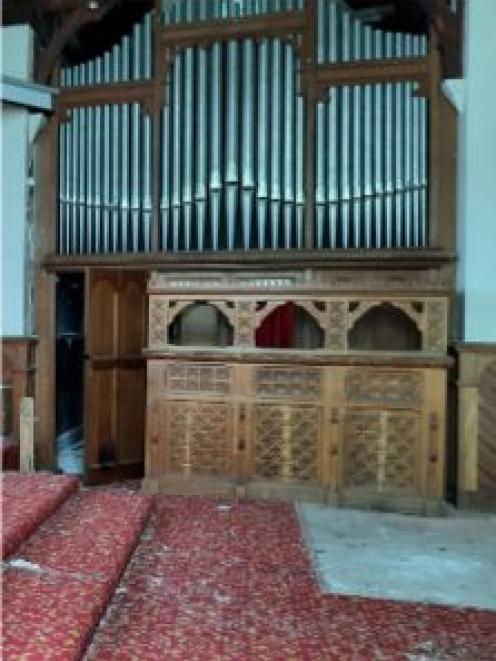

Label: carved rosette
[149,296,169,348]
[425,300,447,353]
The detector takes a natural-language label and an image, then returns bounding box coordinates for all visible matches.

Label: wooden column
[34,116,58,469]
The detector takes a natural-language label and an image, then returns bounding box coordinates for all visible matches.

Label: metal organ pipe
[57,3,430,256]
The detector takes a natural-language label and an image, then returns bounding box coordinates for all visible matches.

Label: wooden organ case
[144,260,450,513]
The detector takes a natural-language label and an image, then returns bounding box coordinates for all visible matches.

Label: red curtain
[255,303,295,348]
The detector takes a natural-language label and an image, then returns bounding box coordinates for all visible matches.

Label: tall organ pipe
[242,37,255,250]
[256,36,269,249]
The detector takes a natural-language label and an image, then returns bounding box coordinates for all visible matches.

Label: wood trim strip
[158,10,306,49]
[57,80,154,112]
[312,57,430,94]
[44,249,455,271]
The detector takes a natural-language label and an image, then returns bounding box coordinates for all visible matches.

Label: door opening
[55,272,84,475]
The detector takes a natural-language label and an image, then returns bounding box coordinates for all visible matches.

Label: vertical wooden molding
[428,26,442,247]
[459,384,478,493]
[19,397,35,472]
[34,116,58,469]
[425,368,446,498]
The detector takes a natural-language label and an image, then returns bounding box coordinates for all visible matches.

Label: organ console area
[143,256,451,514]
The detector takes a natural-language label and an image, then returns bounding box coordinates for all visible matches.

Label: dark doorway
[55,272,84,474]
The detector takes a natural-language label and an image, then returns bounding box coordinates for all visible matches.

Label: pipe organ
[51,1,455,511]
[57,0,430,254]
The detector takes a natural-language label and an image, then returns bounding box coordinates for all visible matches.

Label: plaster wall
[457,0,496,342]
[1,26,34,336]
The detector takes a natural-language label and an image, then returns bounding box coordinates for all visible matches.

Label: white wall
[1,106,29,335]
[1,26,33,335]
[458,0,496,342]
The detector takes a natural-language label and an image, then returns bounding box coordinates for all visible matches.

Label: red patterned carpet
[2,488,153,660]
[1,472,78,559]
[87,497,496,661]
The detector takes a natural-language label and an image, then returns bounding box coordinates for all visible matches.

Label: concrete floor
[298,504,496,611]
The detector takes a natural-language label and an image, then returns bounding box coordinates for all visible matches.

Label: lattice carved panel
[166,363,232,396]
[253,404,320,482]
[425,300,447,353]
[149,296,168,347]
[346,370,423,408]
[344,411,381,488]
[385,412,419,490]
[254,367,322,401]
[236,301,256,346]
[167,401,233,476]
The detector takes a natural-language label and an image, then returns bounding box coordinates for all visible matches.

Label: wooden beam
[159,10,306,50]
[312,56,431,97]
[57,80,154,115]
[43,249,455,272]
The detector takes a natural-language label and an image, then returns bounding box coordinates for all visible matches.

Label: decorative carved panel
[385,412,419,490]
[344,411,381,488]
[254,367,322,400]
[149,296,168,347]
[425,300,447,352]
[166,363,232,396]
[253,404,320,482]
[346,370,423,408]
[168,401,232,476]
[327,300,347,351]
[236,301,256,346]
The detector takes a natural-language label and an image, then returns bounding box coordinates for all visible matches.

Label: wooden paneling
[1,338,37,454]
[458,345,496,510]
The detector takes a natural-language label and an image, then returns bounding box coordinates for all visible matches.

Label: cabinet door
[251,404,321,483]
[343,409,421,494]
[166,401,234,477]
[85,270,146,483]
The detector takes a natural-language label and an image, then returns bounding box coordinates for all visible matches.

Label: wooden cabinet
[143,268,450,513]
[144,356,448,513]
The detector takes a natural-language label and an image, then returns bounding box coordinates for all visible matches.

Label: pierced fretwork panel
[253,404,320,482]
[166,363,232,396]
[344,410,381,488]
[385,412,419,490]
[167,401,233,476]
[344,409,420,492]
[346,370,424,408]
[254,367,322,401]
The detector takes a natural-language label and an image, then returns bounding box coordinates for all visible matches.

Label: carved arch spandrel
[166,300,236,328]
[254,300,327,331]
[347,300,423,334]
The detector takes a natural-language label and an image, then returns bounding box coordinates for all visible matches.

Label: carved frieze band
[254,367,322,400]
[346,370,424,408]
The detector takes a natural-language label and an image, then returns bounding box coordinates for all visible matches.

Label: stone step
[2,487,153,660]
